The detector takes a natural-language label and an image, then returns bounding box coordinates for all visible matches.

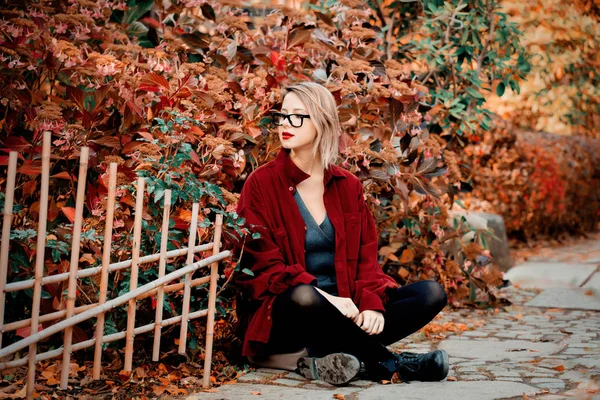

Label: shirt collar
[275,147,346,187]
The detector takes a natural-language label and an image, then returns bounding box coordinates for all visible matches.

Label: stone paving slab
[503,262,597,289]
[358,381,542,400]
[187,384,362,400]
[438,339,562,362]
[583,272,600,292]
[525,288,600,310]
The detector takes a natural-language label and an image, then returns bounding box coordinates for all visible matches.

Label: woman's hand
[314,288,360,321]
[356,310,385,335]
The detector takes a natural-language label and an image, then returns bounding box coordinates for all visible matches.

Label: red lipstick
[282,131,294,140]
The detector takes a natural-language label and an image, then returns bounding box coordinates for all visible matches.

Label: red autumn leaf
[16,323,42,338]
[246,125,262,139]
[288,26,313,48]
[72,325,88,344]
[61,207,76,223]
[18,161,42,176]
[4,135,31,151]
[120,192,136,207]
[140,16,162,29]
[52,171,77,181]
[189,149,202,166]
[90,136,122,149]
[139,73,170,92]
[399,248,415,264]
[47,198,60,221]
[174,86,193,99]
[121,140,148,155]
[137,131,154,141]
[66,85,87,111]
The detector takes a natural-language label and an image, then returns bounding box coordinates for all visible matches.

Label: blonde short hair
[282,82,340,170]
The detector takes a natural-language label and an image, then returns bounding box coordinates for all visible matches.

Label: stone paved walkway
[188,236,600,400]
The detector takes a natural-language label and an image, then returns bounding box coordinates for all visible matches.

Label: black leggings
[266,280,447,373]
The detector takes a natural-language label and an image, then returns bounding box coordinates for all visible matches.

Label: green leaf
[496,81,505,97]
[127,21,149,36]
[123,0,154,25]
[241,268,255,276]
[466,86,484,99]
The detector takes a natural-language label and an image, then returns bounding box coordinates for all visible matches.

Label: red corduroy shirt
[234,147,398,356]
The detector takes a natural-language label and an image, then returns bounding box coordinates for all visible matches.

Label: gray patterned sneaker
[297,352,361,386]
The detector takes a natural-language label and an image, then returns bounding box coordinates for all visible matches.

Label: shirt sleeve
[233,174,317,301]
[352,179,399,313]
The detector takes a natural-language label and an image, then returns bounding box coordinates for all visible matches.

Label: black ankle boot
[297,352,361,386]
[377,350,449,382]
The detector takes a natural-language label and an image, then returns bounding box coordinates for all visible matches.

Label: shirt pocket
[343,212,361,260]
[272,227,292,264]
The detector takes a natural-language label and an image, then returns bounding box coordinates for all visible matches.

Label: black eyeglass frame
[271,112,311,128]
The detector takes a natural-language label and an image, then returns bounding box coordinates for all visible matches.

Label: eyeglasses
[271,112,311,128]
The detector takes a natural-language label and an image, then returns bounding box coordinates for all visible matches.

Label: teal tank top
[293,191,338,295]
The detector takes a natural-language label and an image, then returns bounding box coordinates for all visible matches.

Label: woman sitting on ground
[233,81,449,385]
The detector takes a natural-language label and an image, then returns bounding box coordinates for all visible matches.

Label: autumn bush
[460,118,600,241]
[0,0,532,390]
[486,0,600,138]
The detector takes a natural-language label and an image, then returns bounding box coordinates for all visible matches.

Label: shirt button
[268,305,271,309]
[289,186,294,192]
[267,316,271,320]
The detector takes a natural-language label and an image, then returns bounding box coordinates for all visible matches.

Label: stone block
[504,262,597,289]
[358,381,543,400]
[438,339,562,362]
[187,384,360,399]
[525,288,600,310]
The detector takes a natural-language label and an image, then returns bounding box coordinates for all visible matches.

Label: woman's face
[278,92,317,151]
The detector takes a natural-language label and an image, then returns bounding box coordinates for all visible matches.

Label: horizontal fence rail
[0,309,210,370]
[0,132,231,399]
[2,276,212,333]
[4,243,217,293]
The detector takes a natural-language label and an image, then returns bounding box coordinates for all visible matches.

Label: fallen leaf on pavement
[447,376,457,381]
[333,394,345,399]
[554,365,565,371]
[251,391,262,395]
[152,385,166,396]
[135,367,147,378]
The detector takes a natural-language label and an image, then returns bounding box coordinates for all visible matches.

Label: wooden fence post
[0,151,18,349]
[152,190,171,361]
[124,177,145,371]
[203,214,223,388]
[60,147,89,389]
[27,131,51,399]
[93,163,118,379]
[178,203,200,354]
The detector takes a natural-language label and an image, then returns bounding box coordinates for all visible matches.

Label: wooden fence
[0,131,231,399]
